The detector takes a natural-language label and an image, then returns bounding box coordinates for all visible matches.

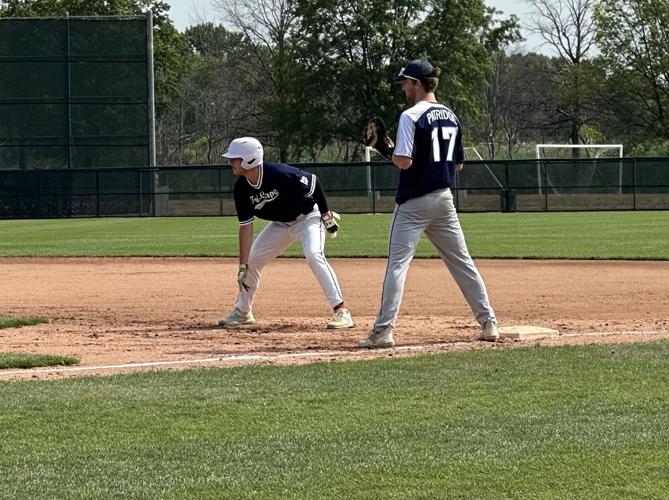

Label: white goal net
[536,144,623,160]
[535,144,625,195]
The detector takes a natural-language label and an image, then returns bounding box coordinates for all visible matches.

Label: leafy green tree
[212,0,302,162]
[289,0,413,160]
[156,23,262,165]
[292,0,520,160]
[186,22,246,59]
[477,52,569,159]
[594,0,669,141]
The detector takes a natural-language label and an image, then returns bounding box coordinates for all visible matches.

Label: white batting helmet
[222,137,263,169]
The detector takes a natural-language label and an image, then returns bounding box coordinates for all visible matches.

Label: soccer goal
[535,144,623,159]
[535,144,624,195]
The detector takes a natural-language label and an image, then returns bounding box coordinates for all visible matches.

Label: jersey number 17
[431,126,458,162]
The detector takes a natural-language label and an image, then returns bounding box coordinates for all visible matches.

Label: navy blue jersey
[233,162,317,224]
[393,101,464,204]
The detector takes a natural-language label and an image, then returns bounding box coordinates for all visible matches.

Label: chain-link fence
[1,158,668,219]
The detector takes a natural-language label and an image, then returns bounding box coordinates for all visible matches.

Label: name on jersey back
[426,108,457,124]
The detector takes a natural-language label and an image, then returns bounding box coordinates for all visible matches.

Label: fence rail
[1,157,668,219]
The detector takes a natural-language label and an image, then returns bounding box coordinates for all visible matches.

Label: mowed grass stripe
[0,341,668,499]
[0,211,668,259]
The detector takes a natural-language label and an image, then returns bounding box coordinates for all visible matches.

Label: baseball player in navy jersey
[359,59,499,348]
[218,137,354,330]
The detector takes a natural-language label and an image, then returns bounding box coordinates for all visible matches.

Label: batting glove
[322,211,340,238]
[238,264,249,291]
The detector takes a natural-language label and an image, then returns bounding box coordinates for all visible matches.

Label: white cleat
[479,319,499,342]
[358,327,395,348]
[327,308,354,329]
[218,308,256,326]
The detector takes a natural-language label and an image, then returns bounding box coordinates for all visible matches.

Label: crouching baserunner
[219,137,354,330]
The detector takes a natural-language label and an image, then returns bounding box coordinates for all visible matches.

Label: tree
[594,0,669,141]
[476,7,524,159]
[292,0,520,160]
[212,0,302,162]
[156,23,261,165]
[288,0,417,160]
[477,52,565,159]
[528,0,599,154]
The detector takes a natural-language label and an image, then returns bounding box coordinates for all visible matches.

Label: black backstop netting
[0,16,151,170]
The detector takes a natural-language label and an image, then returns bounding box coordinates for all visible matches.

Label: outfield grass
[0,211,667,259]
[1,341,668,499]
[0,315,48,329]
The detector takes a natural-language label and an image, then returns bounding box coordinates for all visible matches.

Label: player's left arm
[312,176,340,237]
[312,176,329,215]
[454,121,465,172]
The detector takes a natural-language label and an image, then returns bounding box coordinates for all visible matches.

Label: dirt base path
[1,258,668,379]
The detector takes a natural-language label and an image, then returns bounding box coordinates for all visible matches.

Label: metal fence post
[138,169,143,217]
[96,170,100,217]
[633,157,637,210]
[543,162,548,211]
[219,166,224,216]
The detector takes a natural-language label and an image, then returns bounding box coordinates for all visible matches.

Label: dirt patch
[1,258,668,380]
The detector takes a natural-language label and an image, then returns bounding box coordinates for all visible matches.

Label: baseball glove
[362,116,395,160]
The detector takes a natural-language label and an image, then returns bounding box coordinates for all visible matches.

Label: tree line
[2,0,668,163]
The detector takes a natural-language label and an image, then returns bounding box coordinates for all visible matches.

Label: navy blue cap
[393,59,434,82]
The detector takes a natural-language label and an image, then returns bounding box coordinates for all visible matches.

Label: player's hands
[238,264,249,291]
[321,211,340,238]
[362,116,395,160]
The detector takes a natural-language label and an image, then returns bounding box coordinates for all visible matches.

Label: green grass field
[0,211,668,259]
[1,342,668,499]
[2,211,667,498]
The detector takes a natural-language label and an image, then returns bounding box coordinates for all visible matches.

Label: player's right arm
[392,112,414,170]
[238,223,253,265]
[233,180,255,266]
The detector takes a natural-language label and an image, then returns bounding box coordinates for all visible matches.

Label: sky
[164,0,547,54]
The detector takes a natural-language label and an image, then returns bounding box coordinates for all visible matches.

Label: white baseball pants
[235,207,345,313]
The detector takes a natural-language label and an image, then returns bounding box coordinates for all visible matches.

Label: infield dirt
[1,258,668,379]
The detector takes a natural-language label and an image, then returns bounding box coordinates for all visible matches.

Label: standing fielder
[218,137,354,330]
[359,59,499,348]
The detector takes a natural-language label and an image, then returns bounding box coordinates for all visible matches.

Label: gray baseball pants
[374,188,496,331]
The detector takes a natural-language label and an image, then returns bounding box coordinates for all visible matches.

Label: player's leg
[293,211,353,328]
[233,221,295,314]
[424,189,496,329]
[373,198,430,332]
